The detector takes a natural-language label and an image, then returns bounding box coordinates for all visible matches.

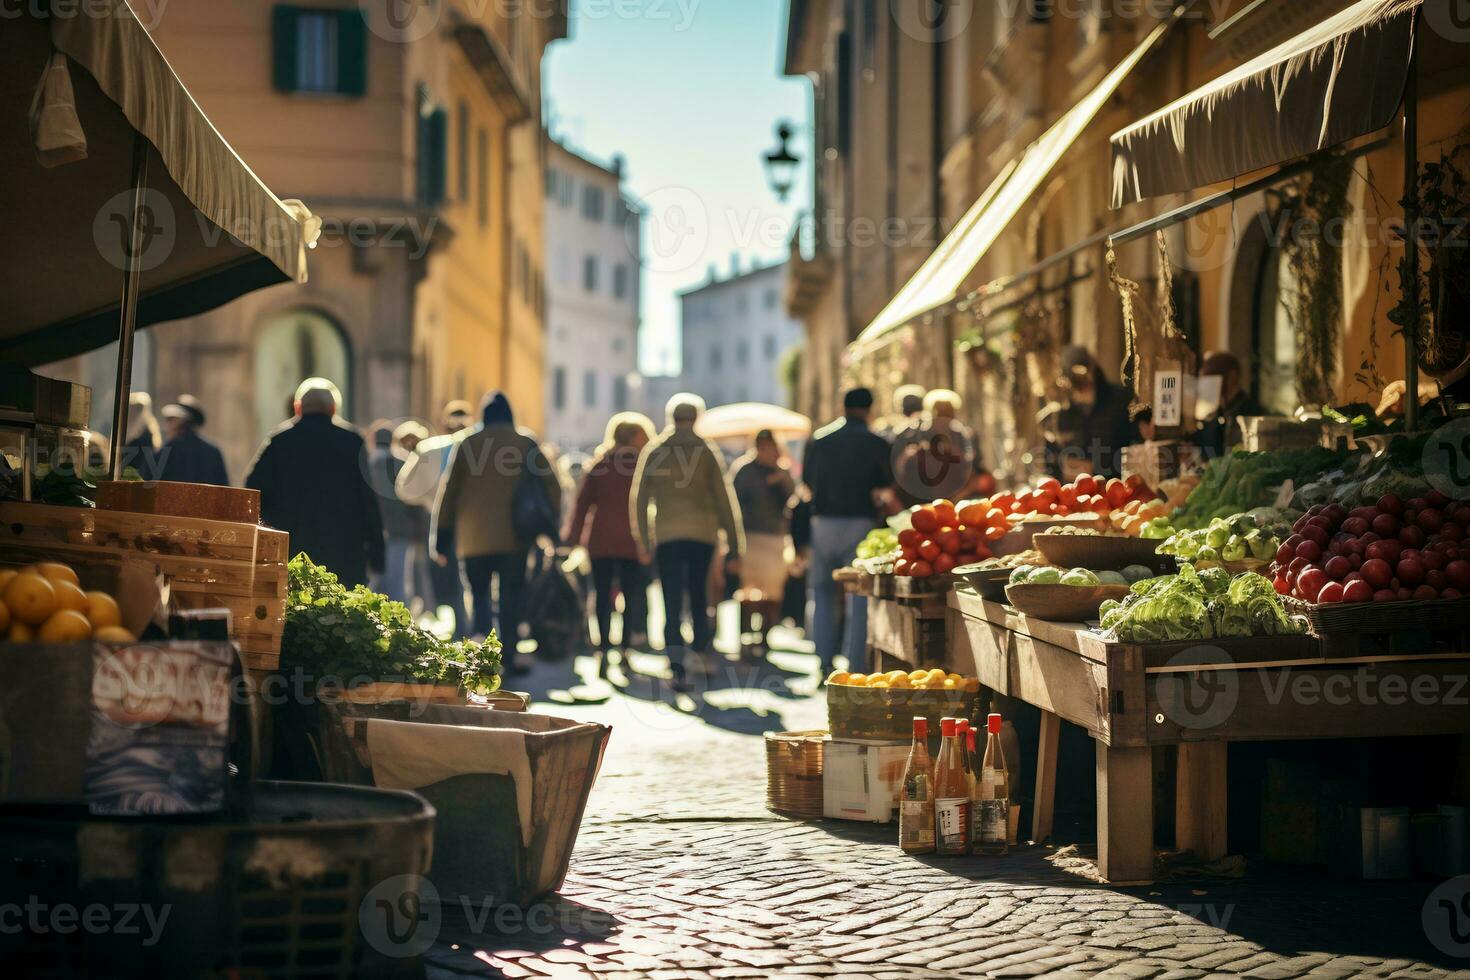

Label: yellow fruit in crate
[946,672,964,684]
[38,610,91,644]
[869,679,890,689]
[925,668,946,684]
[885,669,907,683]
[85,592,122,629]
[52,580,89,614]
[889,674,912,689]
[847,673,869,687]
[942,677,960,690]
[908,669,928,684]
[827,670,850,686]
[34,562,80,588]
[4,574,58,627]
[8,620,35,643]
[0,570,16,593]
[964,678,981,693]
[93,625,136,644]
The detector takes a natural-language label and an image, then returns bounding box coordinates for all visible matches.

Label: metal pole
[1402,43,1419,433]
[108,133,149,480]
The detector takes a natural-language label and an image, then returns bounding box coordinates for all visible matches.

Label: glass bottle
[975,712,1009,855]
[934,717,971,856]
[898,716,935,855]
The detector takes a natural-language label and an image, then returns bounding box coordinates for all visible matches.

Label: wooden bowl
[1004,583,1131,622]
[952,565,1012,601]
[1033,533,1165,572]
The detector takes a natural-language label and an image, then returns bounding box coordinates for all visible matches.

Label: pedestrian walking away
[566,412,656,677]
[802,386,892,673]
[730,427,796,656]
[396,400,473,636]
[366,420,430,605]
[157,393,230,486]
[244,378,385,589]
[631,393,745,691]
[431,392,562,671]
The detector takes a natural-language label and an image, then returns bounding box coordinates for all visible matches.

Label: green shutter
[272,6,300,93]
[419,107,448,206]
[337,9,368,97]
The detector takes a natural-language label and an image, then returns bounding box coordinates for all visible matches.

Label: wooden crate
[866,594,949,668]
[826,684,977,741]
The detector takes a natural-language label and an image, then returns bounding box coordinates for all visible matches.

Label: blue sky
[544,0,812,377]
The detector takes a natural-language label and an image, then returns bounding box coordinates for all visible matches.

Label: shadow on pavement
[424,895,618,977]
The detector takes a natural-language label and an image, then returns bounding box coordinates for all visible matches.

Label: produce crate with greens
[282,555,501,693]
[1098,565,1308,643]
[1171,447,1344,529]
[1158,512,1286,563]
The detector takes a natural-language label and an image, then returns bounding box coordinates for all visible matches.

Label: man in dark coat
[244,379,385,589]
[158,394,230,486]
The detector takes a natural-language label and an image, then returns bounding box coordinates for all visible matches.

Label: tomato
[958,526,982,551]
[897,528,922,549]
[1104,479,1130,510]
[983,524,1006,541]
[919,540,941,563]
[932,500,958,527]
[935,529,962,555]
[974,542,993,561]
[933,553,958,575]
[909,560,934,578]
[990,492,1016,514]
[984,508,1007,529]
[911,507,940,534]
[900,545,919,562]
[1073,474,1098,497]
[957,502,989,526]
[1058,486,1078,509]
[894,559,912,576]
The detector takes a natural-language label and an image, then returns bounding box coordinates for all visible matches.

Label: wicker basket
[1283,595,1470,635]
[765,730,826,819]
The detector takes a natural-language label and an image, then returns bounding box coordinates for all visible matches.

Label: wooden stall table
[947,586,1470,883]
[865,577,948,671]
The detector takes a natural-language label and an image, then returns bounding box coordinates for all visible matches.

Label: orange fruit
[4,574,58,627]
[84,591,122,629]
[39,610,92,644]
[8,620,35,643]
[52,580,89,614]
[827,670,850,686]
[92,625,136,644]
[34,562,80,588]
[0,569,17,593]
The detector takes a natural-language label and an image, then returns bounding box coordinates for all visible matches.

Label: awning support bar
[108,133,148,481]
[1403,44,1419,432]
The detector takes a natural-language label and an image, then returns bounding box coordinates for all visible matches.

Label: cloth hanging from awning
[1110,0,1422,208]
[852,11,1183,349]
[1,1,319,365]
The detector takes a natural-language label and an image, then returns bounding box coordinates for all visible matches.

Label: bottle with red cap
[974,712,1009,855]
[933,717,971,856]
[955,718,977,798]
[899,716,935,854]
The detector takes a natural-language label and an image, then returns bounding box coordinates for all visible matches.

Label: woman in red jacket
[565,413,655,676]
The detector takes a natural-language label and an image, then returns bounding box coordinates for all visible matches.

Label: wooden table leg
[1032,710,1060,843]
[1096,741,1154,884]
[1176,741,1228,861]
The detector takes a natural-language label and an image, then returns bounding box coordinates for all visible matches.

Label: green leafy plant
[1390,139,1470,377]
[1281,155,1353,408]
[282,555,501,693]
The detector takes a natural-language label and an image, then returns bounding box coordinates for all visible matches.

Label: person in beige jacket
[631,393,744,688]
[432,393,562,659]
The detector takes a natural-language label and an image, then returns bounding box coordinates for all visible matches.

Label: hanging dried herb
[1281,155,1353,408]
[1389,138,1470,378]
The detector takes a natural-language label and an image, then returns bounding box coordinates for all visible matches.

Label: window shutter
[272,6,300,93]
[418,107,448,206]
[337,9,368,96]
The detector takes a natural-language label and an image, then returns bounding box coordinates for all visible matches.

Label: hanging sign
[1154,368,1183,427]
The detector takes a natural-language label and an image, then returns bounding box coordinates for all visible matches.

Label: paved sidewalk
[422,635,1470,980]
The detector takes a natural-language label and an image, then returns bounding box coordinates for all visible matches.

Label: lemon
[942,677,960,690]
[52,579,89,614]
[828,670,851,686]
[908,669,928,683]
[85,592,122,629]
[946,672,964,684]
[885,669,907,683]
[35,562,80,588]
[925,668,946,683]
[92,625,136,644]
[39,610,92,644]
[869,679,890,689]
[4,574,58,627]
[889,674,912,689]
[8,620,35,643]
[847,673,868,687]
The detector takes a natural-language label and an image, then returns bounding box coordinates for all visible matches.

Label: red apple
[1445,560,1470,591]
[1361,558,1393,589]
[1323,555,1352,580]
[1400,525,1427,549]
[1413,584,1440,601]
[1427,569,1448,591]
[1298,568,1328,601]
[1397,556,1427,586]
[1371,513,1400,538]
[1340,517,1370,537]
[1296,540,1324,563]
[1377,493,1404,515]
[1442,588,1463,600]
[1418,508,1445,534]
[1318,581,1346,603]
[1373,589,1398,602]
[1343,580,1373,603]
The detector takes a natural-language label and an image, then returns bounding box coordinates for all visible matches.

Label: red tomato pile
[1268,490,1470,604]
[988,474,1158,519]
[894,499,1000,578]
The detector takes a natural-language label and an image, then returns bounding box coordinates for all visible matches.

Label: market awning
[695,403,812,442]
[1110,0,1422,208]
[1,2,319,365]
[852,10,1184,349]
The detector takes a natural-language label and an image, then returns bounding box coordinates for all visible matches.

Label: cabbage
[1009,565,1035,585]
[1196,565,1232,597]
[1096,570,1129,586]
[1027,566,1063,585]
[1061,568,1100,586]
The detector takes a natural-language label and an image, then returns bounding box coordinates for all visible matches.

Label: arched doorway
[253,308,352,444]
[1227,206,1298,416]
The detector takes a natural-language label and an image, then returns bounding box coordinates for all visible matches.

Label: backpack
[525,562,587,660]
[513,439,561,548]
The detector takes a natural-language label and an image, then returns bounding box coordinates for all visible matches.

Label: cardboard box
[822,738,909,823]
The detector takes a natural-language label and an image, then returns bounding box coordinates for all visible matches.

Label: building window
[546,167,558,200]
[583,255,598,293]
[735,339,748,367]
[612,375,628,411]
[764,288,778,310]
[582,185,604,222]
[583,370,597,408]
[477,128,489,227]
[553,367,566,411]
[558,173,574,207]
[457,102,469,202]
[415,87,447,207]
[272,6,367,96]
[613,264,628,300]
[764,334,778,359]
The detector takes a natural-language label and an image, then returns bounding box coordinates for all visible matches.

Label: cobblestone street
[420,627,1470,980]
